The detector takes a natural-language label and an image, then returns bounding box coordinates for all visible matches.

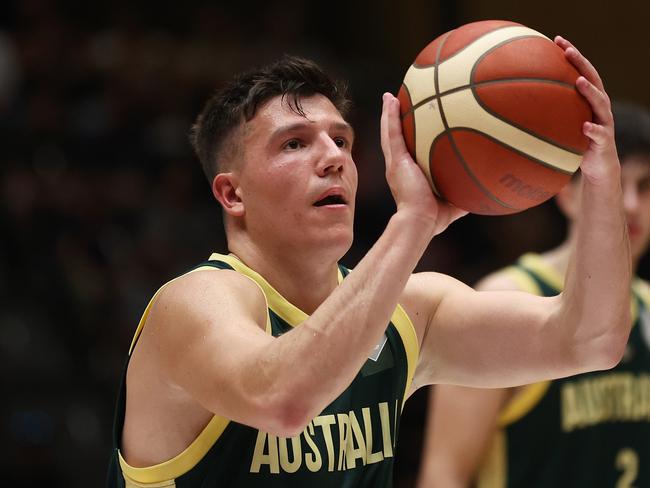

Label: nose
[315,136,345,177]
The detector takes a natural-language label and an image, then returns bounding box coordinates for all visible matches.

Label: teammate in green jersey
[109,36,630,487]
[417,102,650,488]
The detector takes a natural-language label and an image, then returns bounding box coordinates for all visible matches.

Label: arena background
[2,0,649,486]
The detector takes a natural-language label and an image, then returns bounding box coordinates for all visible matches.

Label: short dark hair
[190,55,352,182]
[613,101,650,162]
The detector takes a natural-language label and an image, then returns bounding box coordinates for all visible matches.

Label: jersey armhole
[391,304,419,410]
[119,262,272,484]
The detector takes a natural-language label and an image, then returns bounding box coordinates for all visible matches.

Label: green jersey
[107,253,419,487]
[477,253,650,488]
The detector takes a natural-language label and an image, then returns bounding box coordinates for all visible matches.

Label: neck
[227,235,342,315]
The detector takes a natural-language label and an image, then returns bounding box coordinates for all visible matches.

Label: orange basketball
[399,20,592,215]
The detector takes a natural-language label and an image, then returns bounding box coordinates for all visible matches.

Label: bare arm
[416,273,524,488]
[137,93,466,437]
[417,386,508,488]
[407,38,630,389]
[554,36,631,366]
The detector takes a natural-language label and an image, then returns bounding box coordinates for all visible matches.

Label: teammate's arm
[417,386,508,488]
[132,93,465,438]
[416,272,524,488]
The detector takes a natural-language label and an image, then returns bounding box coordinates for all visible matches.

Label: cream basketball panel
[436,26,549,93]
[440,89,582,173]
[412,101,446,186]
[402,65,437,106]
[403,26,549,106]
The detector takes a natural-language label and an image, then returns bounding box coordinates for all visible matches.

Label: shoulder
[401,272,472,341]
[145,267,270,343]
[161,267,266,306]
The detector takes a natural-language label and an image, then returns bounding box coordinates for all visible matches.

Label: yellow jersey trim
[498,382,552,426]
[633,278,650,306]
[128,264,272,355]
[123,475,176,487]
[502,266,543,295]
[120,253,418,483]
[210,253,419,407]
[497,256,556,426]
[497,258,647,427]
[632,278,650,324]
[389,303,420,408]
[519,253,564,291]
[118,415,230,483]
[210,253,343,327]
[121,260,276,483]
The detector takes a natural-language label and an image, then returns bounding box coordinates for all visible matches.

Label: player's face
[237,94,358,254]
[620,155,650,265]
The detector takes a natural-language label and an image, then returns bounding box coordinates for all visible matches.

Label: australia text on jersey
[561,372,650,432]
[250,400,397,474]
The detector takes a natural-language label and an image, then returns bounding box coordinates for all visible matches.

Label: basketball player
[107,37,630,487]
[416,102,650,488]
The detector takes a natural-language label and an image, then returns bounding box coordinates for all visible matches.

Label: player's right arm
[416,272,522,488]
[132,93,465,439]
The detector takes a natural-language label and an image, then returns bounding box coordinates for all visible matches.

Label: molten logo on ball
[399,20,592,215]
[499,174,552,201]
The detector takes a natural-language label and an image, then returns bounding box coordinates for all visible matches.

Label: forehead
[245,94,348,138]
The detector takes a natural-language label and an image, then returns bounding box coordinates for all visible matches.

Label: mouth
[313,190,347,207]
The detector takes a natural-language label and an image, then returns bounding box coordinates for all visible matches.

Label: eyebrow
[269,121,355,143]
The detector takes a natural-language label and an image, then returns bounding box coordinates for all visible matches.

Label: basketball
[399,20,592,215]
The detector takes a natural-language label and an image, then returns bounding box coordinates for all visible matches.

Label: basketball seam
[469,35,585,156]
[433,31,451,201]
[447,126,574,175]
[412,23,524,69]
[401,82,419,190]
[428,132,446,198]
[434,31,517,211]
[404,78,576,115]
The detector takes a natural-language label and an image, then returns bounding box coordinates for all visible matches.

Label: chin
[313,226,353,254]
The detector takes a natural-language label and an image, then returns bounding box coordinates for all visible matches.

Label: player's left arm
[404,38,631,390]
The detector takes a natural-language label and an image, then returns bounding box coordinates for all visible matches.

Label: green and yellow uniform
[477,253,650,488]
[107,253,419,487]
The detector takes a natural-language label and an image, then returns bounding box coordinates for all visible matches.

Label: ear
[554,178,580,220]
[212,173,245,217]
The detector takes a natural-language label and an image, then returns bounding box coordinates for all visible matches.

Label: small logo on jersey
[641,309,650,351]
[368,334,388,362]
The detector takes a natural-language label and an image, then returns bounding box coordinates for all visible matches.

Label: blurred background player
[416,102,650,488]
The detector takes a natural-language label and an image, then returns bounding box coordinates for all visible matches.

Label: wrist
[580,155,621,188]
[392,206,439,238]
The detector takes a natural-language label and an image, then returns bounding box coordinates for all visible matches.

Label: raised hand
[380,92,467,235]
[555,36,620,184]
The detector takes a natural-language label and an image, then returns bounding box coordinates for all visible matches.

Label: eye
[334,137,349,149]
[283,139,303,151]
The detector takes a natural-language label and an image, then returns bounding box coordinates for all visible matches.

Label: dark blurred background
[2,0,649,486]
